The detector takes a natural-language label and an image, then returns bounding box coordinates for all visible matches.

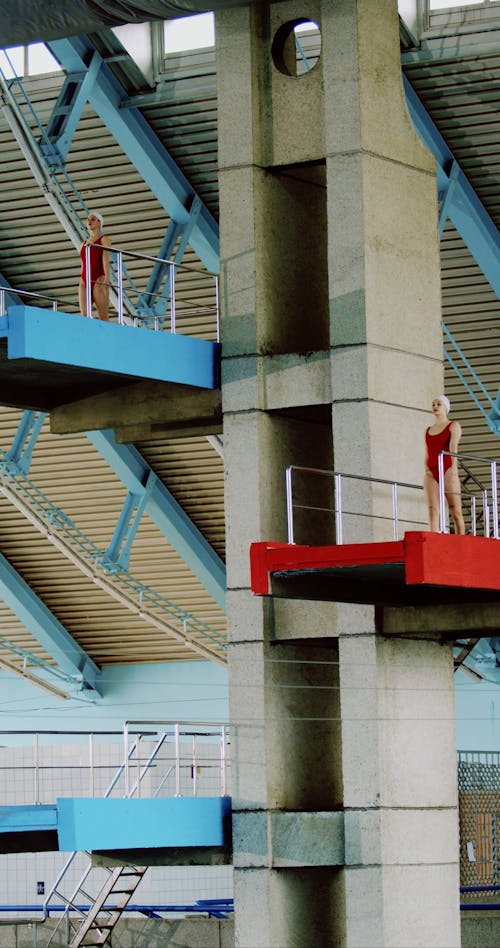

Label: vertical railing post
[392,482,399,540]
[192,735,197,797]
[85,245,92,318]
[214,274,220,343]
[220,726,227,797]
[0,289,4,316]
[483,490,490,538]
[334,473,343,545]
[174,723,181,796]
[116,250,124,324]
[34,732,40,805]
[285,466,294,544]
[438,452,447,533]
[471,496,477,536]
[170,261,176,333]
[491,460,498,539]
[89,733,94,798]
[124,724,130,798]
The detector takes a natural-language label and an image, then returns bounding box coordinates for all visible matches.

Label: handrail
[285,464,424,545]
[438,451,498,538]
[286,455,500,544]
[1,245,220,340]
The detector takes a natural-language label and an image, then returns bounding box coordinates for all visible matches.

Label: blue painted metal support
[40,51,101,167]
[0,307,221,390]
[102,471,156,572]
[47,36,219,274]
[87,430,226,610]
[137,221,183,318]
[2,410,45,476]
[0,552,101,695]
[404,75,500,300]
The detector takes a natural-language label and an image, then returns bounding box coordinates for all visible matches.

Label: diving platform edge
[0,307,220,411]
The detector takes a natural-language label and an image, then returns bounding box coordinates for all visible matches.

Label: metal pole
[220,726,227,797]
[334,473,343,544]
[34,733,39,805]
[471,496,477,536]
[215,275,220,343]
[174,723,181,796]
[285,466,294,544]
[192,735,197,797]
[0,289,5,316]
[491,461,498,539]
[124,723,130,798]
[89,733,94,798]
[483,490,490,538]
[116,250,124,324]
[85,245,92,318]
[438,452,447,533]
[392,482,399,540]
[170,261,176,333]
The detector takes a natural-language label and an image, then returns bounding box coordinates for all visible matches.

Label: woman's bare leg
[79,278,90,317]
[93,278,110,321]
[424,472,440,531]
[444,467,465,534]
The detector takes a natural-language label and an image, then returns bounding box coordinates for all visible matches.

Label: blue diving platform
[0,797,231,859]
[0,306,221,411]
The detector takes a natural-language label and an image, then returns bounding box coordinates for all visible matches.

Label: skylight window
[164,13,215,54]
[0,43,60,78]
[429,0,498,6]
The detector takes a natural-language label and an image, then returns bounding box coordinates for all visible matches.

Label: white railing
[0,723,230,807]
[285,465,425,545]
[438,451,498,538]
[0,286,58,314]
[286,452,500,545]
[0,246,220,340]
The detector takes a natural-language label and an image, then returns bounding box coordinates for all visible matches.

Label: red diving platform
[250,532,500,606]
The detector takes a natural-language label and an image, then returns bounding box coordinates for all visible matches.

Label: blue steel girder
[47,36,219,274]
[86,430,226,610]
[2,410,45,476]
[40,50,102,167]
[404,75,500,300]
[0,552,101,695]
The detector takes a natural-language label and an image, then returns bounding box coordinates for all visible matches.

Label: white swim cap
[88,210,104,227]
[435,394,451,414]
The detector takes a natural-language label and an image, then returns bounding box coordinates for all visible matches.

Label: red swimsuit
[80,236,105,287]
[426,422,453,482]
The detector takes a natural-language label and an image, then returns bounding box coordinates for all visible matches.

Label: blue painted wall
[0,661,228,739]
[455,673,500,751]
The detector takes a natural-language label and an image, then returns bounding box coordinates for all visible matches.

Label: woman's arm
[449,420,462,465]
[101,235,112,282]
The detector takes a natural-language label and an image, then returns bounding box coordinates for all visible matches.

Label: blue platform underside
[0,797,231,852]
[0,307,220,390]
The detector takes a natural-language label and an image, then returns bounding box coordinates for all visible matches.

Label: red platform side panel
[403,531,500,589]
[250,539,405,595]
[250,532,500,596]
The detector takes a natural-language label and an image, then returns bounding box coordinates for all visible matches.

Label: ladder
[69,864,147,946]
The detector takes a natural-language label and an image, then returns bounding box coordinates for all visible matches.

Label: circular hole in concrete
[272,19,321,77]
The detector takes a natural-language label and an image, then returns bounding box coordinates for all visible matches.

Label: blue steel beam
[0,553,101,695]
[404,75,500,299]
[87,430,226,610]
[47,36,219,274]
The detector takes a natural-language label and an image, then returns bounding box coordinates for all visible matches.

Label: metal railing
[285,465,425,545]
[0,723,230,808]
[1,246,220,340]
[0,285,58,314]
[286,452,500,545]
[438,451,498,538]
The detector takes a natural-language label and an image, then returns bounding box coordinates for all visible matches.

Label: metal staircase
[68,865,147,947]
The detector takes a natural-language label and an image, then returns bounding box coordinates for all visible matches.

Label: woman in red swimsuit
[424,395,465,534]
[79,211,111,320]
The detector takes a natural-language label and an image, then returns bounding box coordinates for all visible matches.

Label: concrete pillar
[217,2,460,945]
